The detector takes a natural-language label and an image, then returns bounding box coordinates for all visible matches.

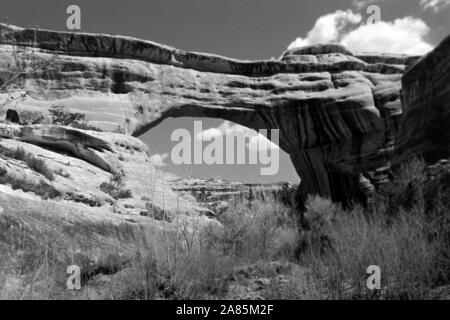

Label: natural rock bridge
[1,23,447,205]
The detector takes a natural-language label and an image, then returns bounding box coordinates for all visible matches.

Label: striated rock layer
[170,177,297,215]
[397,35,450,164]
[0,24,422,204]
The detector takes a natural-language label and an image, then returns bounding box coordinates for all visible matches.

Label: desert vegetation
[99,170,133,200]
[0,146,60,199]
[0,158,449,299]
[0,146,54,180]
[49,106,102,131]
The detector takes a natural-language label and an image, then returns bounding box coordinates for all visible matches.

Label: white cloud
[420,0,450,12]
[195,121,247,141]
[287,10,433,55]
[149,153,169,167]
[288,10,362,50]
[196,121,279,151]
[195,127,223,141]
[341,17,433,55]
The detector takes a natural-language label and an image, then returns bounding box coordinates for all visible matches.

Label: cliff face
[0,24,422,205]
[397,35,450,164]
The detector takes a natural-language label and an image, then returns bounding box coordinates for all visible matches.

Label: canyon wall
[397,35,450,164]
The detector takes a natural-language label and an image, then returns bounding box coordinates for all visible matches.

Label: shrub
[48,105,103,131]
[0,174,60,199]
[0,146,54,180]
[297,196,342,254]
[49,106,84,126]
[26,155,54,181]
[202,198,299,262]
[100,171,132,200]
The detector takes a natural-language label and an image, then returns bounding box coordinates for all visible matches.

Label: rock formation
[169,177,297,215]
[396,35,450,164]
[0,23,449,298]
[0,24,422,205]
[0,120,210,270]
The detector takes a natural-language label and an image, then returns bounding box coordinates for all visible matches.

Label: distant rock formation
[0,24,424,205]
[169,177,297,215]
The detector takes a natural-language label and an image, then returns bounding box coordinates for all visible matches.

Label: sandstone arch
[0,23,421,205]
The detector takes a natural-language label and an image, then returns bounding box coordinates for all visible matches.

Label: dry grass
[0,158,449,299]
[298,158,450,299]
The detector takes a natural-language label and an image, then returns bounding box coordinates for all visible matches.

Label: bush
[49,106,85,126]
[100,171,132,200]
[203,198,299,262]
[26,155,54,181]
[48,106,102,131]
[0,146,54,180]
[0,174,60,199]
[297,196,342,254]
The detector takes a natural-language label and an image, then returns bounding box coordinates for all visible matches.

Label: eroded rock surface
[0,123,200,214]
[397,35,450,164]
[0,24,423,204]
[0,121,213,282]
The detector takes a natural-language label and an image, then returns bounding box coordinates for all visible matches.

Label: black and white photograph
[0,0,449,305]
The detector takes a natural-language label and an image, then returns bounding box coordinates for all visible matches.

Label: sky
[1,0,449,183]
